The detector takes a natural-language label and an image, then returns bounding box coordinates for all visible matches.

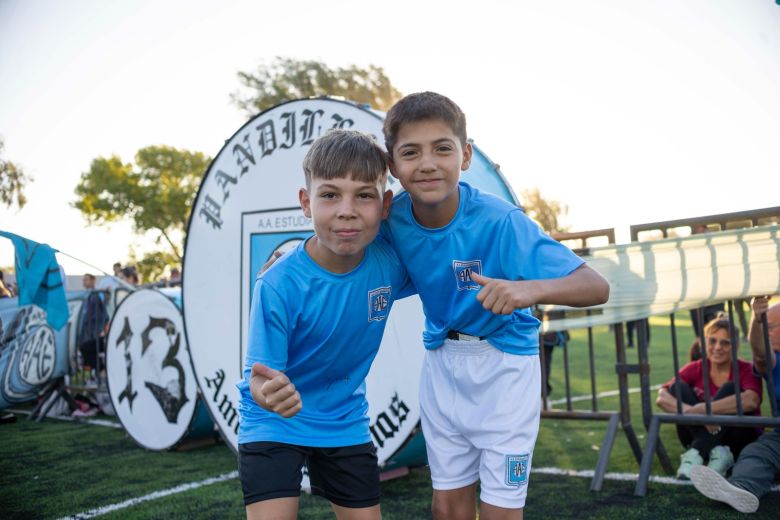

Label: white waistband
[441,338,495,356]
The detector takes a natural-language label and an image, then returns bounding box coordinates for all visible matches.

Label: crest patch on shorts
[368,286,391,322]
[505,454,529,487]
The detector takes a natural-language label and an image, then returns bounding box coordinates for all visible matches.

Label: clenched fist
[250,362,302,418]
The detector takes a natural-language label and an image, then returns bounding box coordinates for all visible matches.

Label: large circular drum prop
[106,289,212,450]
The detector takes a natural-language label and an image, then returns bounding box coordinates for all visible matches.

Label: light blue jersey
[238,236,413,447]
[383,182,583,355]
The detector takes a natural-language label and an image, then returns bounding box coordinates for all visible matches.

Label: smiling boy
[382,92,610,519]
[237,129,413,520]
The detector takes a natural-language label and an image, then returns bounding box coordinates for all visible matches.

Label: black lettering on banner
[20,328,53,383]
[116,317,138,410]
[280,112,296,149]
[330,113,354,129]
[300,109,324,145]
[141,316,188,424]
[215,170,238,204]
[369,392,408,448]
[390,392,409,424]
[233,134,256,176]
[256,120,277,157]
[205,369,240,434]
[198,195,223,229]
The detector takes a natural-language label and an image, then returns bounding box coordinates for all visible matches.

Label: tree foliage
[521,187,569,233]
[129,248,180,285]
[0,138,31,209]
[231,57,403,114]
[73,145,210,261]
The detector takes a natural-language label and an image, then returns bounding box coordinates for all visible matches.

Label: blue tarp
[0,231,69,330]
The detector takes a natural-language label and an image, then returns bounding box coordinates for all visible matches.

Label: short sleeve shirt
[382,182,584,355]
[237,236,413,446]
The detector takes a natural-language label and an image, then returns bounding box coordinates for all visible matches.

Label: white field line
[547,384,662,407]
[57,471,239,519]
[58,466,779,519]
[8,408,122,429]
[534,467,780,492]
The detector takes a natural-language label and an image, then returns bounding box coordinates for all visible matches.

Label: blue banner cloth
[0,231,69,330]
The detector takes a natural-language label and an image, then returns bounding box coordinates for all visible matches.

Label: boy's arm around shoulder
[472,264,609,315]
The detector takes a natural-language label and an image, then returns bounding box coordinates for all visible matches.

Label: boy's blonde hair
[303,129,388,188]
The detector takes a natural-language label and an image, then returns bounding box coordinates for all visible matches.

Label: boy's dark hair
[383,91,467,155]
[303,129,388,188]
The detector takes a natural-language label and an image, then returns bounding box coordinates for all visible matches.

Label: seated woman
[656,314,762,480]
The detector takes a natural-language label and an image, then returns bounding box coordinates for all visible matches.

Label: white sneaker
[707,445,734,476]
[71,407,98,418]
[690,465,759,513]
[676,447,704,480]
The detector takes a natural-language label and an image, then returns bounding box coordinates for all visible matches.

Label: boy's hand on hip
[472,273,537,315]
[250,362,302,418]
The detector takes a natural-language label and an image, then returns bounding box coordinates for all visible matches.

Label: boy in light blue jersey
[382,92,610,520]
[237,130,414,520]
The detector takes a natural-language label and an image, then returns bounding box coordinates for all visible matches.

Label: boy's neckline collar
[299,236,369,277]
[408,183,466,232]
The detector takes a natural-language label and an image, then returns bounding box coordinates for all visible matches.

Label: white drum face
[106,289,199,451]
[183,98,422,461]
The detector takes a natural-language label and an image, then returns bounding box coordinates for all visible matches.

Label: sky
[1,0,779,277]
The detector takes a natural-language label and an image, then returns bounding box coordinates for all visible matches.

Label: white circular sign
[18,325,56,386]
[183,98,424,463]
[106,289,202,451]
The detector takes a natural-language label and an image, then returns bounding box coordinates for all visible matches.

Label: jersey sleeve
[738,361,763,400]
[244,277,289,378]
[663,361,698,390]
[395,270,417,299]
[498,210,584,281]
[374,232,416,299]
[379,220,395,246]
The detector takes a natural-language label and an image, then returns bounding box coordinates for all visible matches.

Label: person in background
[168,267,181,287]
[82,273,96,290]
[656,314,762,480]
[0,270,12,298]
[691,296,780,514]
[120,266,139,286]
[625,318,650,348]
[96,262,124,291]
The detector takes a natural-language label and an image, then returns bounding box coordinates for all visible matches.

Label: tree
[231,57,403,114]
[73,145,211,262]
[521,187,569,233]
[128,248,179,285]
[0,138,31,209]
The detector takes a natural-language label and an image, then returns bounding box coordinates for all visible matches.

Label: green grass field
[2,313,779,519]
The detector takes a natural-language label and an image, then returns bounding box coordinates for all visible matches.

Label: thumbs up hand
[471,272,539,315]
[250,362,302,418]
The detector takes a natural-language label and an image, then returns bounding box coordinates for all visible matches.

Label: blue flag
[0,231,69,330]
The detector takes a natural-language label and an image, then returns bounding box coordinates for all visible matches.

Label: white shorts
[419,339,541,509]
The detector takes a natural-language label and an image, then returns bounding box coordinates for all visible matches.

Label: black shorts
[238,441,380,508]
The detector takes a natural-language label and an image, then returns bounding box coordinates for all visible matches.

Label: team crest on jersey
[505,454,529,487]
[453,260,482,291]
[368,287,391,322]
